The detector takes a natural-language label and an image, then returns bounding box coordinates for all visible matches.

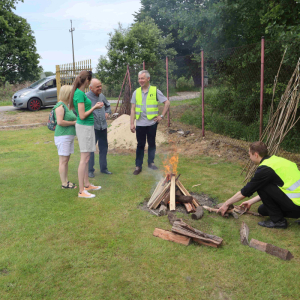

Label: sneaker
[258,218,287,229]
[78,190,95,198]
[84,184,101,191]
[133,167,142,175]
[88,172,95,178]
[148,163,158,170]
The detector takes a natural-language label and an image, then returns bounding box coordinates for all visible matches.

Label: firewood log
[153,228,191,246]
[158,204,168,216]
[176,195,193,203]
[249,239,294,260]
[240,222,249,246]
[191,206,204,220]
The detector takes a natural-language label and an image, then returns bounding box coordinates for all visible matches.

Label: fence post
[143,61,145,70]
[166,56,170,127]
[201,49,205,137]
[260,36,265,138]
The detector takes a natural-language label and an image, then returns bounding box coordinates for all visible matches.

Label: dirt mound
[107,114,167,149]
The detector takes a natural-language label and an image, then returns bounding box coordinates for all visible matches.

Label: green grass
[0,100,12,106]
[1,127,300,299]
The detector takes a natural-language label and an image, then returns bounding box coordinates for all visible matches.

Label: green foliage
[176,76,194,90]
[44,71,54,77]
[0,0,41,84]
[96,17,177,95]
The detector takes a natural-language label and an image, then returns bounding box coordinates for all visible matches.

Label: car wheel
[28,98,42,111]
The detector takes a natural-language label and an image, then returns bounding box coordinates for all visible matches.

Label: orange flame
[163,152,179,178]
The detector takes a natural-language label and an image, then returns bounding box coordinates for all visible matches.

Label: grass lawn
[0,100,12,106]
[1,127,300,299]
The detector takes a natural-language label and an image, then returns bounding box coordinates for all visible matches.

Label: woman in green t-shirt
[54,85,77,189]
[69,71,104,199]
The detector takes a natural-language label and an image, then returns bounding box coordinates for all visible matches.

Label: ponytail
[69,70,92,110]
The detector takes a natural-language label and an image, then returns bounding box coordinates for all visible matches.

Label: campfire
[147,152,200,215]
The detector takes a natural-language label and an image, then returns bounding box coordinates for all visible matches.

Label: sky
[14,0,142,73]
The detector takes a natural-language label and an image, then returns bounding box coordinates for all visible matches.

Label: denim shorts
[54,135,75,156]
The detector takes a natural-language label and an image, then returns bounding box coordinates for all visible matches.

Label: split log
[240,222,249,246]
[176,195,193,203]
[150,182,171,209]
[177,180,200,207]
[249,239,294,260]
[193,238,218,248]
[158,204,167,216]
[147,178,165,207]
[162,191,170,205]
[170,175,176,211]
[172,220,223,247]
[153,228,191,246]
[183,203,195,213]
[191,206,204,220]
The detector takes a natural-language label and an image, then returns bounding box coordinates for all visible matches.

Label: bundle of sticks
[244,52,300,181]
[147,174,200,213]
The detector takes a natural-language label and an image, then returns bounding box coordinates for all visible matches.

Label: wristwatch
[160,114,164,119]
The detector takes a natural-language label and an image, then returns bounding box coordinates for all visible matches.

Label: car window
[29,78,48,88]
[45,79,57,89]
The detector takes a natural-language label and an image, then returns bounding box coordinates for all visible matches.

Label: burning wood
[147,174,199,213]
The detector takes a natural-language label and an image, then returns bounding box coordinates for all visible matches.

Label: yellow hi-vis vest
[135,86,158,120]
[260,155,300,206]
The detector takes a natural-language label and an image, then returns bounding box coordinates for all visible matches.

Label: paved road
[0,93,200,112]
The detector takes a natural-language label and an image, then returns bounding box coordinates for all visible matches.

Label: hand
[130,124,136,133]
[217,203,229,216]
[105,113,109,119]
[153,116,162,123]
[239,201,252,211]
[73,121,77,125]
[94,102,104,109]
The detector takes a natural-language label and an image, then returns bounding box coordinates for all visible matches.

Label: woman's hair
[69,70,92,110]
[59,85,72,105]
[249,141,268,157]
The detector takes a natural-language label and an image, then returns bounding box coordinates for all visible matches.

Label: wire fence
[98,38,300,163]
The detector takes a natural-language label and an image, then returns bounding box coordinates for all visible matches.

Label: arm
[102,95,112,117]
[240,195,261,211]
[56,106,76,127]
[217,191,246,216]
[78,102,103,120]
[153,90,170,122]
[130,103,136,133]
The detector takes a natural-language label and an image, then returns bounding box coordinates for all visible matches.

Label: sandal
[62,182,77,189]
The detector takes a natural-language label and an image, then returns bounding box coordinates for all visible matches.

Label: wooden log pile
[147,174,200,214]
[153,217,223,248]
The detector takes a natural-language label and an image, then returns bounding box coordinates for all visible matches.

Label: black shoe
[133,167,142,175]
[88,172,95,178]
[148,163,158,170]
[101,170,112,175]
[258,219,287,229]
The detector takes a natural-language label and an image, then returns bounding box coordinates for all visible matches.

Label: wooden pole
[201,49,205,137]
[166,56,170,127]
[260,37,265,138]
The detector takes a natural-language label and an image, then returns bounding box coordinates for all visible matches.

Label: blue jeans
[135,123,157,168]
[88,128,108,173]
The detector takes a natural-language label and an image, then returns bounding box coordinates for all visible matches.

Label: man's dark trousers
[257,183,300,222]
[136,123,157,167]
[89,128,108,173]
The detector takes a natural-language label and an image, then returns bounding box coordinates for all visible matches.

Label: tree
[96,17,177,94]
[44,71,54,77]
[0,0,42,84]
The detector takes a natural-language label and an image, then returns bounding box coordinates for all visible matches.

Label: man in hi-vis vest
[130,70,170,175]
[217,141,300,229]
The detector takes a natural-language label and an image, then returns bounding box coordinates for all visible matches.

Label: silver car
[12,76,58,111]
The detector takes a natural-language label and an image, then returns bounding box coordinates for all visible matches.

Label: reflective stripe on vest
[260,155,300,205]
[135,86,158,120]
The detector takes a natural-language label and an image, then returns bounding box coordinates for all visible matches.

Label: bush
[176,76,194,90]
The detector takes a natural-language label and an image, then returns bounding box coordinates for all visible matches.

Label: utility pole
[69,20,75,76]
